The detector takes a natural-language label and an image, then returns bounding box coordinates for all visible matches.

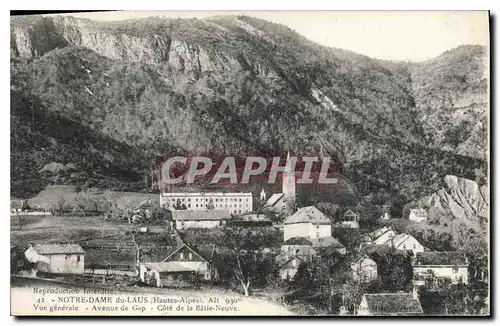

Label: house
[309,236,347,255]
[413,252,469,285]
[139,243,216,287]
[351,256,378,282]
[24,243,85,274]
[389,233,425,253]
[357,292,423,316]
[263,152,296,214]
[343,209,360,222]
[280,237,316,262]
[283,205,331,241]
[280,235,346,264]
[161,192,253,214]
[171,210,231,229]
[276,255,304,281]
[409,208,428,222]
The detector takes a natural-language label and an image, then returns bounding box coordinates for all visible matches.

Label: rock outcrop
[420,175,488,229]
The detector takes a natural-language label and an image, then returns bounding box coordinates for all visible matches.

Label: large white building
[160,192,253,214]
[283,205,332,241]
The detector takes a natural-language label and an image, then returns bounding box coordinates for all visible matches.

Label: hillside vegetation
[10,15,488,208]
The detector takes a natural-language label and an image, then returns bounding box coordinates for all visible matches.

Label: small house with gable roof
[413,252,468,285]
[357,292,423,316]
[24,243,85,274]
[139,243,217,288]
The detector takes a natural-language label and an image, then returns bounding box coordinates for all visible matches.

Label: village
[10,153,488,316]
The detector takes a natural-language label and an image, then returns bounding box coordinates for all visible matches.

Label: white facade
[284,223,331,241]
[176,220,225,230]
[24,246,84,274]
[409,209,428,222]
[357,296,371,316]
[414,266,468,284]
[391,234,425,253]
[160,192,253,214]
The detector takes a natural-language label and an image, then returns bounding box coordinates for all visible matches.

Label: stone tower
[282,151,296,202]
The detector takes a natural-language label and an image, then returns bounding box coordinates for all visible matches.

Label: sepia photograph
[9,10,490,317]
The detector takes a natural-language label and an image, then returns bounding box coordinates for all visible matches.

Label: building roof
[370,227,396,245]
[276,255,304,270]
[343,209,359,217]
[341,220,360,228]
[142,261,207,273]
[283,237,313,246]
[264,193,285,207]
[362,293,423,315]
[171,210,231,221]
[309,236,344,249]
[351,255,376,267]
[414,252,468,266]
[31,243,85,255]
[284,206,331,225]
[391,233,420,249]
[161,244,207,263]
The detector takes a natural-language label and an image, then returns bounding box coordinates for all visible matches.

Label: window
[403,245,406,249]
[413,244,416,249]
[188,204,191,208]
[188,253,193,260]
[77,255,81,262]
[188,198,191,202]
[65,256,68,260]
[180,253,184,260]
[196,204,198,208]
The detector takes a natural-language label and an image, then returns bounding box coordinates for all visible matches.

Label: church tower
[282,151,296,202]
[260,188,267,202]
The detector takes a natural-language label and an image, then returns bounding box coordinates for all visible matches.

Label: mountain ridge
[10,14,488,207]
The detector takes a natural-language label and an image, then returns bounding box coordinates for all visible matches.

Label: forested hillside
[10,14,488,207]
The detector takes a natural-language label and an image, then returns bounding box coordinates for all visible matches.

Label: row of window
[168,197,249,202]
[179,252,193,260]
[65,255,81,262]
[182,203,250,209]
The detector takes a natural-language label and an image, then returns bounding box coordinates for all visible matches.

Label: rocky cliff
[420,175,488,230]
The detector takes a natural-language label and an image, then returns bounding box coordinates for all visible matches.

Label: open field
[12,185,159,211]
[10,213,142,269]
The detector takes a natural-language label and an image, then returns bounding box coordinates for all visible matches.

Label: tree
[214,227,272,296]
[451,221,488,282]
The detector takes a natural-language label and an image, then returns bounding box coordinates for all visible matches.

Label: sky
[49,11,489,62]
